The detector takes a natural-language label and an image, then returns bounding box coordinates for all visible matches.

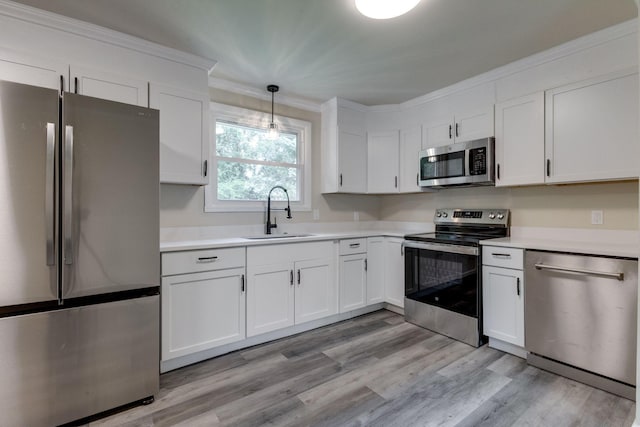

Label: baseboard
[384,302,404,315]
[488,337,527,359]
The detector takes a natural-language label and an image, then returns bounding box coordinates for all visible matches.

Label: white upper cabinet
[70,65,148,106]
[494,92,545,187]
[337,128,367,193]
[321,98,367,194]
[422,106,494,149]
[399,126,422,193]
[545,69,639,184]
[150,83,210,185]
[367,130,399,194]
[0,48,66,90]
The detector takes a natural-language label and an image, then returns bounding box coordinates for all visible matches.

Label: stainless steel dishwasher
[525,250,638,400]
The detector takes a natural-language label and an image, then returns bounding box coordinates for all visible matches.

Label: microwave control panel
[469,147,487,175]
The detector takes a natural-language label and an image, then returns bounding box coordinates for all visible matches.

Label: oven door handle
[403,241,478,256]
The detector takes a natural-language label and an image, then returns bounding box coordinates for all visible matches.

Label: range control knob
[489,213,496,219]
[436,212,442,218]
[442,212,448,218]
[497,213,505,220]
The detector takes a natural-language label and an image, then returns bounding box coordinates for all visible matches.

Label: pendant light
[355,0,421,19]
[266,84,280,140]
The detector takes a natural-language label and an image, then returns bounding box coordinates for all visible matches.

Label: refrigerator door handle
[45,122,56,266]
[63,125,74,265]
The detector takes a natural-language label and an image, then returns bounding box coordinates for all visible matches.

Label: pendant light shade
[355,0,421,19]
[266,85,280,140]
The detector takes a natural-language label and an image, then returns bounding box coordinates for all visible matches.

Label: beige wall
[380,180,639,230]
[160,88,380,228]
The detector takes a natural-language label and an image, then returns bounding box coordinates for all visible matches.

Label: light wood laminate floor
[91,310,636,427]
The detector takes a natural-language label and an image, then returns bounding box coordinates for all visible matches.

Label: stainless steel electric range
[403,208,510,347]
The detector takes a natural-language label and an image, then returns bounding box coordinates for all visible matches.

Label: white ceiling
[10,0,638,105]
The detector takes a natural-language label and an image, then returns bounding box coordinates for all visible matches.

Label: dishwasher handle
[534,263,624,281]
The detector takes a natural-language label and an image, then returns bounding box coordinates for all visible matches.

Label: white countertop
[480,236,638,259]
[160,227,418,252]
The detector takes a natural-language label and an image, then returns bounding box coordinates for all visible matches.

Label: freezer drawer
[0,295,159,426]
[525,250,637,386]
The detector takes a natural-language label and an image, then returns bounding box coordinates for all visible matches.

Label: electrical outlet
[353,211,360,221]
[313,208,320,220]
[591,210,603,225]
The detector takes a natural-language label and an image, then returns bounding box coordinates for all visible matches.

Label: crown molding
[209,76,322,113]
[400,19,637,110]
[0,0,217,73]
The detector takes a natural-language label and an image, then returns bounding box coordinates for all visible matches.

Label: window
[205,102,312,212]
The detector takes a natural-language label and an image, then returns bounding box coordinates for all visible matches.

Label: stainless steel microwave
[419,137,495,188]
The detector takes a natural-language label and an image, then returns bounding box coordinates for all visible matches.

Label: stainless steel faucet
[266,185,292,234]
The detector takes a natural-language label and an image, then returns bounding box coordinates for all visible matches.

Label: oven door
[404,241,479,318]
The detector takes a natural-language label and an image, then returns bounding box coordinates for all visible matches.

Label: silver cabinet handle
[290,270,294,286]
[203,159,208,177]
[63,125,74,265]
[534,263,624,281]
[197,256,218,263]
[492,253,511,259]
[339,173,343,187]
[297,269,301,285]
[349,243,361,248]
[516,277,521,296]
[364,258,368,271]
[45,122,56,266]
[241,274,245,293]
[395,176,398,188]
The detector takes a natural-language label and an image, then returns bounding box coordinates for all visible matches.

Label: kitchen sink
[243,233,315,240]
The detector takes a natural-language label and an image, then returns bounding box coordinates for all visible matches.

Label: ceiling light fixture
[355,0,421,19]
[266,84,280,140]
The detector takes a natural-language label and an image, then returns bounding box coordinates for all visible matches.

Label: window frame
[205,102,312,212]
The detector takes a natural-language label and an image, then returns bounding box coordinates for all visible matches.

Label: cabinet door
[495,92,545,186]
[482,266,524,346]
[399,126,422,193]
[295,258,337,324]
[422,116,453,148]
[337,127,367,193]
[366,238,385,304]
[247,262,295,337]
[0,48,66,90]
[161,268,246,361]
[150,83,210,185]
[385,238,405,308]
[70,65,147,106]
[367,130,399,193]
[339,254,367,312]
[545,70,639,183]
[454,106,494,143]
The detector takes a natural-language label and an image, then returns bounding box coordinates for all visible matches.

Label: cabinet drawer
[482,246,523,269]
[339,238,367,255]
[162,247,245,276]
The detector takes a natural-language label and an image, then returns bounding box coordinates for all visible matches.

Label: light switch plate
[591,210,603,225]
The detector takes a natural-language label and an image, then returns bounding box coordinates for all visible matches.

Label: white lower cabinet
[339,254,367,312]
[246,262,295,336]
[482,246,525,355]
[161,267,246,361]
[247,242,337,337]
[366,237,385,305]
[385,238,405,308]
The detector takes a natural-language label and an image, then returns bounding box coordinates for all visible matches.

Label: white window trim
[205,102,312,213]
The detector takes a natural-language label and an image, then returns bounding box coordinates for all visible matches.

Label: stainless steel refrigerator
[0,80,160,426]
